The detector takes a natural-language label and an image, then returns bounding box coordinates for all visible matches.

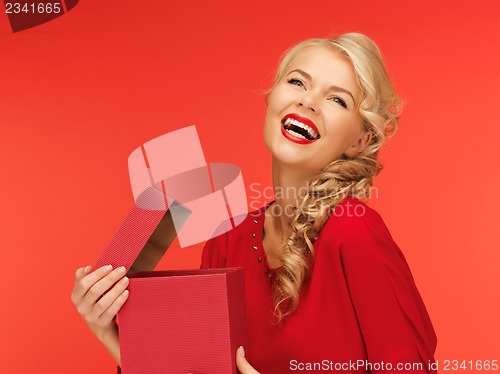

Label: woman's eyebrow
[288,68,356,105]
[288,68,313,80]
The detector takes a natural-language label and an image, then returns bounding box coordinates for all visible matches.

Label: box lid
[93,126,248,275]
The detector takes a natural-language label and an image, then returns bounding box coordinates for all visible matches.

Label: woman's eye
[287,78,304,88]
[331,96,348,109]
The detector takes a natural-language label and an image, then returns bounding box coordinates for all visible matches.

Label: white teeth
[286,129,306,139]
[283,117,319,140]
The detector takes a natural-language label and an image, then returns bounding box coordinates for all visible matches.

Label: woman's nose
[298,102,316,113]
[297,92,318,113]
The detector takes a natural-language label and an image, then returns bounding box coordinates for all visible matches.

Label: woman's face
[264,46,369,172]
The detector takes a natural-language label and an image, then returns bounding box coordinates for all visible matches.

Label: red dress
[201,197,437,373]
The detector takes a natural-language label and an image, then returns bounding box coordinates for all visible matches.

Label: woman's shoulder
[324,196,388,231]
[318,196,396,255]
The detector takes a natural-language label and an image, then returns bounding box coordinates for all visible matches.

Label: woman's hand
[236,346,260,374]
[70,265,129,364]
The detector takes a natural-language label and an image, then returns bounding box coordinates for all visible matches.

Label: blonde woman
[72,33,437,373]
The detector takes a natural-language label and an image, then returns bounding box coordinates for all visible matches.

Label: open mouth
[281,114,321,143]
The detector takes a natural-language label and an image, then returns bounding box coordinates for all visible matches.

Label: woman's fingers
[75,265,91,281]
[71,266,93,302]
[88,276,130,325]
[72,265,129,319]
[99,288,129,324]
[236,346,260,374]
[85,266,125,301]
[72,264,113,302]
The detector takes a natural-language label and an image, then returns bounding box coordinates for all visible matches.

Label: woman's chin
[270,150,316,172]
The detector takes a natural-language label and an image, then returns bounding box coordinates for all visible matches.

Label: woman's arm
[71,265,130,366]
[337,212,437,373]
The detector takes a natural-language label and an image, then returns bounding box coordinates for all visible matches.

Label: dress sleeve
[338,213,437,373]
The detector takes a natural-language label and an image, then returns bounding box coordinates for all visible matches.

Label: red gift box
[93,127,249,373]
[94,201,248,374]
[119,267,247,374]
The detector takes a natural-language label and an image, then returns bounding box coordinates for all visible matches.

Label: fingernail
[116,266,126,274]
[103,265,112,271]
[84,266,91,274]
[119,277,129,285]
[238,346,245,357]
[121,290,129,298]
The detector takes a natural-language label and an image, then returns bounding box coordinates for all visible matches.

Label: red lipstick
[280,113,320,145]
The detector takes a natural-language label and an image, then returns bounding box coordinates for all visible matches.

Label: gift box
[119,267,247,374]
[92,127,249,373]
[93,197,248,374]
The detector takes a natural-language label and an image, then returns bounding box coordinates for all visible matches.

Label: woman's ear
[344,130,372,157]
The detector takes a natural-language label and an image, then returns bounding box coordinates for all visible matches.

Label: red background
[1,0,499,372]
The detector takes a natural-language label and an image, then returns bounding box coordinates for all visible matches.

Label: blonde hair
[271,33,402,321]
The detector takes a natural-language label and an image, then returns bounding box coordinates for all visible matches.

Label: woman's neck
[261,157,316,265]
[268,157,315,235]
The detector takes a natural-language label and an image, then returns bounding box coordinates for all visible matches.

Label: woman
[72,33,437,373]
